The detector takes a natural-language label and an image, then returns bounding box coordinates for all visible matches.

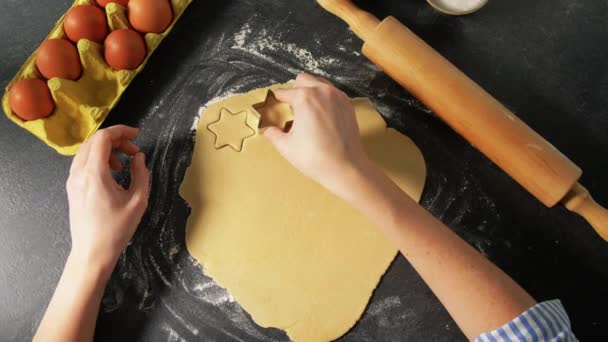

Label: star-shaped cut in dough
[207,108,256,152]
[253,90,294,132]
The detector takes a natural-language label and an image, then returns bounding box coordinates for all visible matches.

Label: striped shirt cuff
[475,300,578,342]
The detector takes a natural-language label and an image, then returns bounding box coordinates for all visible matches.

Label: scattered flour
[192,281,236,306]
[162,324,186,342]
[191,92,242,132]
[161,297,200,336]
[186,258,236,305]
[108,11,442,340]
[169,245,181,259]
[232,22,341,78]
[139,288,151,311]
[362,296,416,329]
[225,19,431,120]
[190,116,199,132]
[192,282,214,292]
[150,255,172,287]
[368,296,402,316]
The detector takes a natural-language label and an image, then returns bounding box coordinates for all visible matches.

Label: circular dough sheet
[181,84,427,341]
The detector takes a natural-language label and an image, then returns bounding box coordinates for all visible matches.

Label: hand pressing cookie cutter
[206,90,295,153]
[252,90,294,133]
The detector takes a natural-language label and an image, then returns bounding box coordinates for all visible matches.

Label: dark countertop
[1,0,607,341]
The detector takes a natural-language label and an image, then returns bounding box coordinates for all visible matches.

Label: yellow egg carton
[1,0,192,155]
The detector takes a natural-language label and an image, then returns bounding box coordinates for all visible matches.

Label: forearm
[34,252,111,342]
[340,160,536,340]
[33,126,146,342]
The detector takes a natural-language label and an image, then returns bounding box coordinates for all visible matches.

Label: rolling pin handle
[562,183,608,241]
[318,0,607,242]
[316,0,380,41]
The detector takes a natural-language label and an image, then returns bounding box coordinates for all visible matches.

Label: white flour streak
[193,282,214,292]
[190,116,199,132]
[169,245,180,259]
[139,288,151,311]
[150,255,172,287]
[204,91,240,106]
[474,241,489,257]
[222,304,270,340]
[233,22,251,47]
[231,22,333,77]
[368,296,402,316]
[187,255,201,267]
[191,277,235,305]
[184,258,237,306]
[149,98,166,118]
[162,298,200,335]
[193,91,249,132]
[162,324,185,342]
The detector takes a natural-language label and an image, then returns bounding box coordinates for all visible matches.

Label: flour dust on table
[96,3,461,340]
[181,84,427,341]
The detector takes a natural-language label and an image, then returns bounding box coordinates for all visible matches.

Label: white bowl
[426,0,489,15]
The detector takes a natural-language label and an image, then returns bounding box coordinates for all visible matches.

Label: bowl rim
[426,0,489,16]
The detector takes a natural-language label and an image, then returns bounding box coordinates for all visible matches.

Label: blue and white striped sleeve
[475,300,578,342]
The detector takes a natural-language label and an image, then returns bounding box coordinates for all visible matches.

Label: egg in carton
[1,0,192,155]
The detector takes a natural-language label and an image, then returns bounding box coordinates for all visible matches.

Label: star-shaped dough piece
[207,108,255,152]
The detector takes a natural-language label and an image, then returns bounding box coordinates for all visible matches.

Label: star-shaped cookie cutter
[252,90,294,133]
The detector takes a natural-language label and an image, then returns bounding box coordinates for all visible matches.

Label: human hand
[66,125,150,276]
[264,73,371,198]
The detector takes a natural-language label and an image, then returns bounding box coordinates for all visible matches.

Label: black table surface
[1,0,607,341]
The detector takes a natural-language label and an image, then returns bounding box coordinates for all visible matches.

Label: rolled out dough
[181,84,427,341]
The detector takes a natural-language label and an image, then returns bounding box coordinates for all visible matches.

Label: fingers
[273,88,298,105]
[295,73,333,87]
[276,73,334,103]
[109,153,123,172]
[88,126,139,174]
[70,137,93,174]
[105,138,141,173]
[263,126,288,155]
[72,125,140,175]
[275,73,337,105]
[128,152,150,210]
[117,140,140,156]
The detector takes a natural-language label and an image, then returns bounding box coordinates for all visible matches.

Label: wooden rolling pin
[317,0,608,241]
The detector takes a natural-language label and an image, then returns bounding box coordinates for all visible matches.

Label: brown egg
[104,29,147,70]
[9,79,55,121]
[64,5,109,43]
[96,0,130,7]
[36,39,82,80]
[128,0,173,34]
